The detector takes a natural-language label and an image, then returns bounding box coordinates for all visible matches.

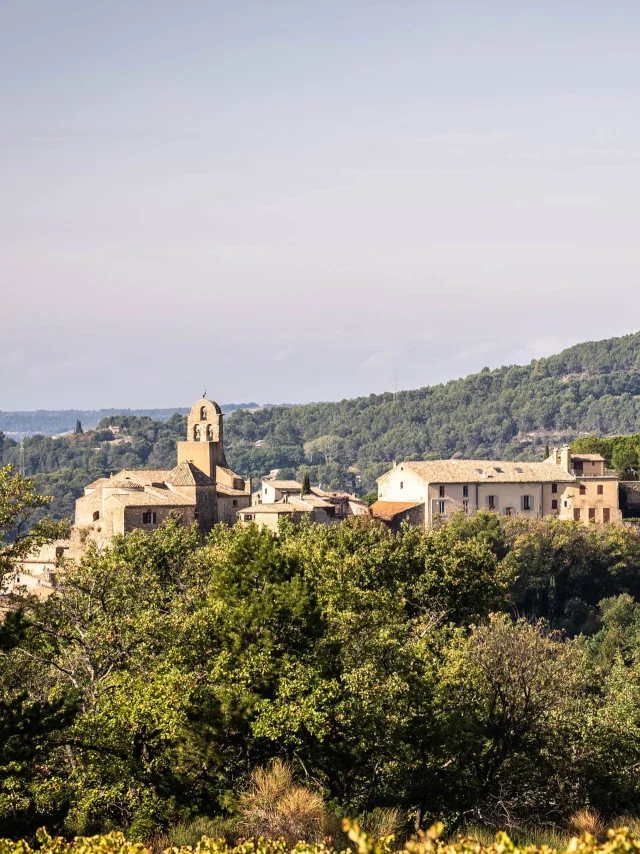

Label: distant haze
[2,1,640,409]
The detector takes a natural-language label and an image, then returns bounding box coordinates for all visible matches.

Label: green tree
[74,420,83,435]
[612,443,638,479]
[301,471,311,495]
[0,465,69,591]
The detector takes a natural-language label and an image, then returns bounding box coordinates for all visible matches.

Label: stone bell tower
[176,398,228,480]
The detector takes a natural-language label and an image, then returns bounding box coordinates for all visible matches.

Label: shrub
[569,810,606,840]
[237,760,326,845]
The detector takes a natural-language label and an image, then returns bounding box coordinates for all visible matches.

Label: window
[551,483,558,493]
[564,500,568,507]
[437,500,445,515]
[574,508,581,521]
[439,485,445,497]
[597,484,604,495]
[232,499,237,507]
[580,484,586,495]
[487,495,496,509]
[142,510,157,525]
[462,499,469,513]
[552,499,558,510]
[589,508,596,521]
[504,507,512,516]
[522,495,532,511]
[92,510,100,521]
[400,481,403,490]
[603,508,610,523]
[462,485,469,498]
[200,406,207,420]
[494,467,503,473]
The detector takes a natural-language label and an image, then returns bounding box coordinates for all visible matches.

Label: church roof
[165,462,215,487]
[104,476,145,490]
[107,488,196,507]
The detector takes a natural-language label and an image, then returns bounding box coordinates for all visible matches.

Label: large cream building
[373,446,621,529]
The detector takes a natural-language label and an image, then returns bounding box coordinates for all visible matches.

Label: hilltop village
[14,396,627,596]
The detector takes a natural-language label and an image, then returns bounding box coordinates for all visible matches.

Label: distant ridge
[0,403,259,437]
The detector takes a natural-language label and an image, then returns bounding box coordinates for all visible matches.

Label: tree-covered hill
[2,329,640,516]
[223,329,640,490]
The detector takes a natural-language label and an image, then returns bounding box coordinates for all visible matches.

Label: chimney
[560,445,571,473]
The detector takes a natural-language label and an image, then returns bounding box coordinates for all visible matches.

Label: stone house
[375,446,621,528]
[238,478,370,531]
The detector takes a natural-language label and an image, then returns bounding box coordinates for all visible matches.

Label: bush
[237,760,326,845]
[7,824,640,854]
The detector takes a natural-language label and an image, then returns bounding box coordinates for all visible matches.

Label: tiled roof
[572,454,606,462]
[118,469,171,485]
[289,495,334,510]
[216,484,250,497]
[165,462,215,487]
[85,477,109,490]
[370,500,424,521]
[379,460,576,484]
[104,476,144,490]
[263,480,302,490]
[107,489,196,507]
[238,503,299,515]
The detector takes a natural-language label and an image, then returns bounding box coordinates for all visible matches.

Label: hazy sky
[2,1,640,409]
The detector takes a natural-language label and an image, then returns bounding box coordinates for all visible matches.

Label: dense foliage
[4,331,640,518]
[9,825,640,854]
[5,453,640,842]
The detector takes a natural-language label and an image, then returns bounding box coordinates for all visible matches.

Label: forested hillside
[2,330,640,517]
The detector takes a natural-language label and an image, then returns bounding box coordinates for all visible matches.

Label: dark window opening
[463,485,469,498]
[93,510,100,521]
[597,484,604,495]
[439,485,445,497]
[522,495,532,511]
[574,508,581,521]
[551,499,558,510]
[552,483,558,493]
[580,484,586,495]
[200,406,207,420]
[589,508,596,521]
[142,510,157,525]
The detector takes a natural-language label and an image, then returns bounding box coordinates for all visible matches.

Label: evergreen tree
[302,471,311,495]
[74,419,83,434]
[544,444,550,459]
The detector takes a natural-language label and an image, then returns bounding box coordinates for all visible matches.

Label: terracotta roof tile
[370,500,423,521]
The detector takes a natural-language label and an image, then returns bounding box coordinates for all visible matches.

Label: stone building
[13,398,251,595]
[75,397,251,537]
[237,478,370,531]
[374,446,622,528]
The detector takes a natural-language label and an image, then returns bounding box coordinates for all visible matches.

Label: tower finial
[203,388,207,399]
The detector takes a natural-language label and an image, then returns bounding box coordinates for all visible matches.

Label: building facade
[374,446,621,528]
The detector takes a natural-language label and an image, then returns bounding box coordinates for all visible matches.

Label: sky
[1,0,640,410]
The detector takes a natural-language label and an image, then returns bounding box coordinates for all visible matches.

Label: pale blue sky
[1,1,639,409]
